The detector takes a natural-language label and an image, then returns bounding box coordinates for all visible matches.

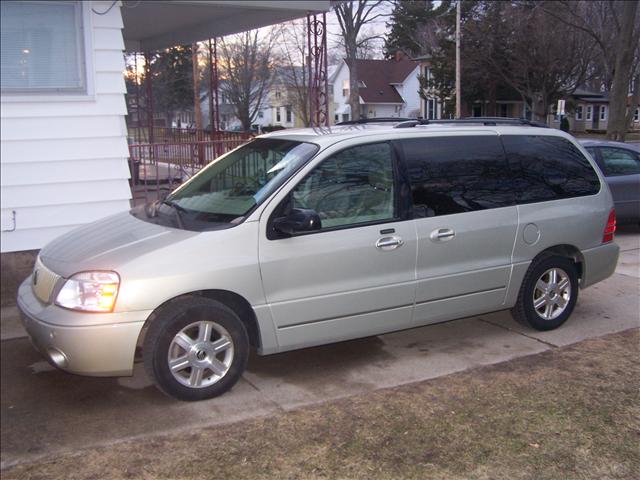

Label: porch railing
[128,132,254,205]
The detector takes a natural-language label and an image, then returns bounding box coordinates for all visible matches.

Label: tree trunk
[488,81,496,117]
[624,73,640,130]
[606,0,638,141]
[192,43,203,133]
[347,57,361,120]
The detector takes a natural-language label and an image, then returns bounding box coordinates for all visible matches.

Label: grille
[32,257,61,304]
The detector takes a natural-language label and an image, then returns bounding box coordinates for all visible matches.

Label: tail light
[602,209,616,243]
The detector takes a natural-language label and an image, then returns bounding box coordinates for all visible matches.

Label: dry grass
[4,330,639,480]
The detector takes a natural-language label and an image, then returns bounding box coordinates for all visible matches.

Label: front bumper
[17,277,148,376]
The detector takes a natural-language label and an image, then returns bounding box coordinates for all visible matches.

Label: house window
[342,113,349,122]
[258,110,264,119]
[586,105,593,121]
[1,1,87,93]
[575,105,583,120]
[342,79,349,97]
[634,107,639,122]
[425,97,438,119]
[286,106,292,123]
[275,90,281,100]
[499,103,508,117]
[600,106,607,121]
[276,107,281,123]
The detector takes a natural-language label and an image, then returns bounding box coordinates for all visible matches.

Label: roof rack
[337,117,411,125]
[394,117,549,128]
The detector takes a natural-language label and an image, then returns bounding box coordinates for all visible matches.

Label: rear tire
[143,296,249,401]
[511,255,579,331]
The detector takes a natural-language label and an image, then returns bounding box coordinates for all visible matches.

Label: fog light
[47,347,68,369]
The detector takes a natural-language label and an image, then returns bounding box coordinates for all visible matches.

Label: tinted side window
[291,142,396,229]
[502,135,600,203]
[400,135,515,217]
[598,147,640,176]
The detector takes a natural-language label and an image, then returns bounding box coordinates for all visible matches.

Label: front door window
[291,143,396,229]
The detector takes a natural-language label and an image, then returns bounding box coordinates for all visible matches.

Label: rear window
[501,135,600,203]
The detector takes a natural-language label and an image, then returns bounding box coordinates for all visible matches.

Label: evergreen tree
[383,0,452,59]
[151,45,195,128]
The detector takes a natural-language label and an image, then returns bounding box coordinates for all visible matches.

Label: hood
[40,211,198,277]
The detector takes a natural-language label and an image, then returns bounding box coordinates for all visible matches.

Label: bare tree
[462,2,593,120]
[275,22,310,127]
[333,0,386,120]
[542,0,640,140]
[218,31,274,131]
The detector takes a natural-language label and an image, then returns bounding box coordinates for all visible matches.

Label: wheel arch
[136,289,262,352]
[533,244,584,280]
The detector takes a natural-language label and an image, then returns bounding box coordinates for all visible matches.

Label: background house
[547,89,609,132]
[415,57,445,120]
[330,57,421,122]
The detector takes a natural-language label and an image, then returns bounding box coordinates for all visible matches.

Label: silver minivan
[18,121,620,401]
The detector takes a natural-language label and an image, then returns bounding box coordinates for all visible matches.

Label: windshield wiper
[162,199,186,229]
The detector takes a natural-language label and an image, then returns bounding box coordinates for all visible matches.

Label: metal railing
[128,132,254,205]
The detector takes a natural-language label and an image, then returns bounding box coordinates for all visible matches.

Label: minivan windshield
[163,138,318,224]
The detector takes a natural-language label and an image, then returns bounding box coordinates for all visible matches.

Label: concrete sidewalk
[1,227,638,469]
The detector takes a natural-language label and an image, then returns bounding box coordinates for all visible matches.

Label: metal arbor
[307,13,330,128]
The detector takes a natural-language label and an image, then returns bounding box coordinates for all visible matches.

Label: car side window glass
[598,147,640,176]
[585,147,598,159]
[501,135,600,203]
[399,135,515,217]
[291,142,396,229]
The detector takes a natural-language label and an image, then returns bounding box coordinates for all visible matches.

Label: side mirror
[273,208,322,236]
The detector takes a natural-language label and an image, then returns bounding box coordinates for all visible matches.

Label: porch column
[307,13,329,128]
[144,51,155,145]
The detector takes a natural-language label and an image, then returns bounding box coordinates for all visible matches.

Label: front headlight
[55,271,120,313]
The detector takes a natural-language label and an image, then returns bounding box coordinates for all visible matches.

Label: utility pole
[455,0,461,119]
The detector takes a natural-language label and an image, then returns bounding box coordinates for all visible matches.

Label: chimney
[394,50,406,62]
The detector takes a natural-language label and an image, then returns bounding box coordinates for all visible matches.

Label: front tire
[143,297,249,401]
[511,255,579,331]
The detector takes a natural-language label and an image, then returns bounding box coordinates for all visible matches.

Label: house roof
[573,88,606,98]
[352,59,418,104]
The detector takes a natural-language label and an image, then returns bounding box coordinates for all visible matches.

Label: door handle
[430,228,455,242]
[376,236,404,250]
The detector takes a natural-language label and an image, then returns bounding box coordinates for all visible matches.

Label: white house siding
[331,62,351,122]
[363,103,401,118]
[1,1,131,253]
[397,67,421,117]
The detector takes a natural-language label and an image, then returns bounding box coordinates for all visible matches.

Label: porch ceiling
[121,0,332,51]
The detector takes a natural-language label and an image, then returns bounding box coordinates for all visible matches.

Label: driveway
[1,226,638,469]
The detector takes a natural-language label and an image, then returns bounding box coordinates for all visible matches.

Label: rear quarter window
[598,147,640,176]
[501,135,600,204]
[398,135,515,217]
